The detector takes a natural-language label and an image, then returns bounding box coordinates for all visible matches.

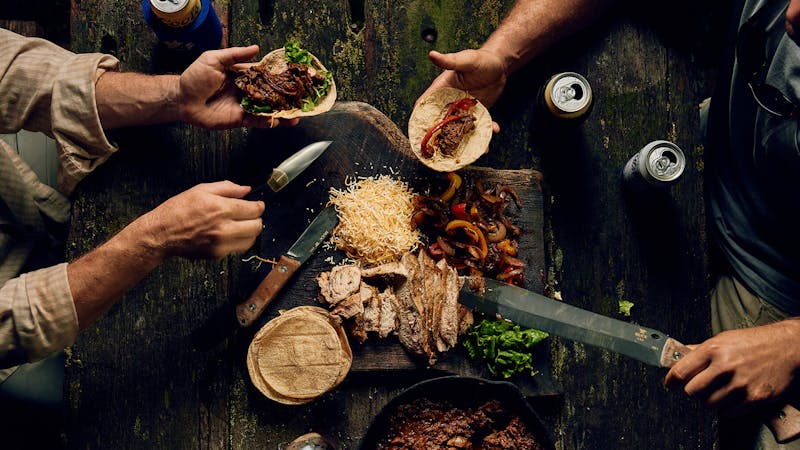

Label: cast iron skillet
[358,375,554,449]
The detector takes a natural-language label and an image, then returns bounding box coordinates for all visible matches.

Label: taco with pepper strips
[408,87,492,172]
[234,40,336,120]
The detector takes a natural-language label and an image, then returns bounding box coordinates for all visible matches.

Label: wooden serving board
[228,102,555,394]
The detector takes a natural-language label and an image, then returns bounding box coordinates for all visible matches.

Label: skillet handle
[662,338,800,443]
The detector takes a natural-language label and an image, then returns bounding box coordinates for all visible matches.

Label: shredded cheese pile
[329,175,420,266]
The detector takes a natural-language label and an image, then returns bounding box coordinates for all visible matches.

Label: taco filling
[235,41,333,115]
[420,97,478,158]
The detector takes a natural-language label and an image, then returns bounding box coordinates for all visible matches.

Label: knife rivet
[280,265,288,273]
[248,303,256,311]
[673,351,683,360]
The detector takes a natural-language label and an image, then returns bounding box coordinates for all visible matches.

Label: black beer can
[539,72,593,121]
[142,0,222,52]
[622,140,686,189]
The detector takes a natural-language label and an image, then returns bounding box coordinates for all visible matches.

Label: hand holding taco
[234,40,336,120]
[408,87,492,172]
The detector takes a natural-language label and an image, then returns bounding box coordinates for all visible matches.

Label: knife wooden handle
[662,338,800,443]
[235,255,302,328]
[767,404,800,443]
[659,337,692,367]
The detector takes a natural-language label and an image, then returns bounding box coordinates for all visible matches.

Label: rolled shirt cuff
[51,53,121,195]
[0,263,78,368]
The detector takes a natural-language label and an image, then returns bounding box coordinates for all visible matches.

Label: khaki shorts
[712,275,791,334]
[711,275,800,450]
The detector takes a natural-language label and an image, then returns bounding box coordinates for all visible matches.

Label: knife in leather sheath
[458,277,800,444]
[235,205,338,327]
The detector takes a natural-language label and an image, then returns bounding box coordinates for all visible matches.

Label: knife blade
[458,277,800,443]
[247,140,332,200]
[235,205,338,327]
[459,277,688,367]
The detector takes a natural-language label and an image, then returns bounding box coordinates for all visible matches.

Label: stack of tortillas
[247,306,352,404]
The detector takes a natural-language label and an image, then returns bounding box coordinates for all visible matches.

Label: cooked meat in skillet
[375,398,543,450]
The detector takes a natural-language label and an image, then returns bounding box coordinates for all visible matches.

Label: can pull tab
[556,83,584,104]
[653,150,679,176]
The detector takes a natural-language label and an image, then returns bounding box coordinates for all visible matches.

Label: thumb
[207,45,261,69]
[428,49,483,72]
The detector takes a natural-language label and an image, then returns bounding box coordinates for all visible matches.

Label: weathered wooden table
[64,0,724,448]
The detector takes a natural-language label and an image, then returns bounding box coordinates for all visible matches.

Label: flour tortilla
[246,306,351,404]
[243,47,337,120]
[408,87,492,172]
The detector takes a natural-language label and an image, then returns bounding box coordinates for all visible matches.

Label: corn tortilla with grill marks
[247,306,351,404]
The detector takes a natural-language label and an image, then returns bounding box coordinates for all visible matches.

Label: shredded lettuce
[241,95,273,113]
[284,40,332,111]
[284,40,315,66]
[463,318,548,378]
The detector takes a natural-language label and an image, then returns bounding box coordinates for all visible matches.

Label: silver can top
[548,72,592,113]
[150,0,191,14]
[645,142,685,182]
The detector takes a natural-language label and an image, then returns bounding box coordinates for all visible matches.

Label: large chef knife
[247,140,332,200]
[459,277,800,443]
[235,205,338,327]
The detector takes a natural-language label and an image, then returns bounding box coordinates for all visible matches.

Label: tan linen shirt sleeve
[0,28,120,195]
[0,263,76,371]
[0,29,120,374]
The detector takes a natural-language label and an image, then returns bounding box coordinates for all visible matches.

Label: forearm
[95,71,181,129]
[67,213,167,330]
[482,0,617,75]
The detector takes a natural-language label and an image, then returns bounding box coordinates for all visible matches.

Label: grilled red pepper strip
[420,115,463,157]
[444,97,477,117]
[420,98,478,157]
[451,202,469,221]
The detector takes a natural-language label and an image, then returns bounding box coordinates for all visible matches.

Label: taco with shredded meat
[408,87,492,172]
[234,40,336,119]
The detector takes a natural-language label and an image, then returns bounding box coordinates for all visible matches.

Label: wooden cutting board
[229,101,554,394]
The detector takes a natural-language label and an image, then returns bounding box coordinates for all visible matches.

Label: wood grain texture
[65,0,721,448]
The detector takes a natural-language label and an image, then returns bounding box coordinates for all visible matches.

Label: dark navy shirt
[708,0,800,314]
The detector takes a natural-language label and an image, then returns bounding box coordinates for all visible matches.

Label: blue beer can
[142,0,222,52]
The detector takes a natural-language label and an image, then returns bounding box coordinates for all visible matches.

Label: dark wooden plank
[0,20,43,37]
[221,101,553,444]
[64,0,722,448]
[528,4,720,448]
[67,2,234,443]
[64,99,549,449]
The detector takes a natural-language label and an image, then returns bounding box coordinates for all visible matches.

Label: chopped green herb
[618,300,634,317]
[463,319,548,378]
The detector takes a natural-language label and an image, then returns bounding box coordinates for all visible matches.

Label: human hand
[417,49,507,132]
[787,0,800,46]
[664,320,800,417]
[178,45,300,129]
[143,181,265,260]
